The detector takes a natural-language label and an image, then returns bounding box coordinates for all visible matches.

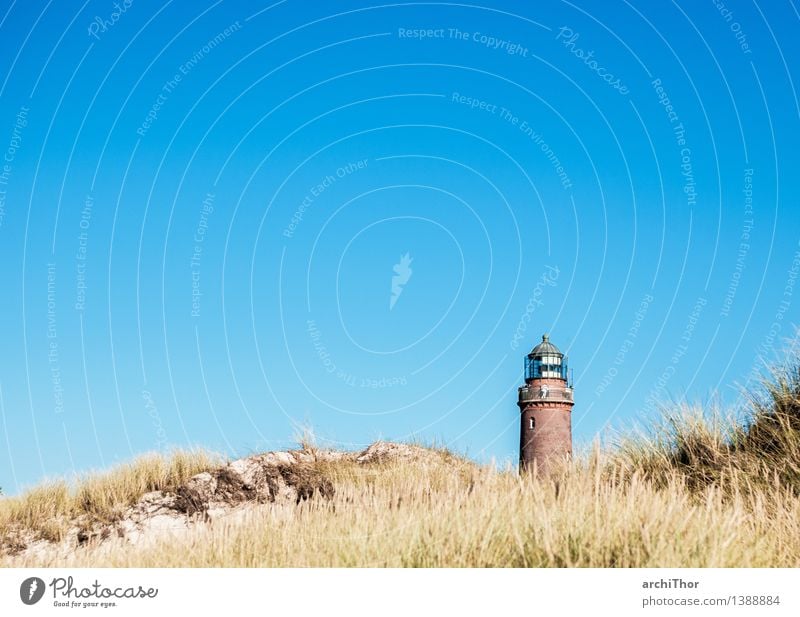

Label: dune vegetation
[2,363,799,567]
[0,451,218,553]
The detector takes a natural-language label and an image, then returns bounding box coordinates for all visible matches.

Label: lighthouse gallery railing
[518,386,574,404]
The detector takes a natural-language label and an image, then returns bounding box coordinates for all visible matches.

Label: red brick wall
[519,379,573,473]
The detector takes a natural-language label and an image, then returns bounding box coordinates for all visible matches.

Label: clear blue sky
[0,0,798,493]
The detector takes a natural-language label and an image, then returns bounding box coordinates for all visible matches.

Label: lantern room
[524,334,571,382]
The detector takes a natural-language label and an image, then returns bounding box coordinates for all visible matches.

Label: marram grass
[0,450,218,546]
[2,364,800,567]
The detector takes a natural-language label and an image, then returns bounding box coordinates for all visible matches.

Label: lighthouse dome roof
[529,334,563,357]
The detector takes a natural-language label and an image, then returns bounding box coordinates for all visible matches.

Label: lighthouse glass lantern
[524,335,570,382]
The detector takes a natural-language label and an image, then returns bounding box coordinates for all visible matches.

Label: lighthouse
[517,334,574,473]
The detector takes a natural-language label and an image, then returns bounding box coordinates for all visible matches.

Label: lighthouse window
[529,417,535,430]
[529,357,541,379]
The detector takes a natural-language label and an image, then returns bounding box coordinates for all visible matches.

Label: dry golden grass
[0,450,218,547]
[3,364,800,567]
[16,449,799,568]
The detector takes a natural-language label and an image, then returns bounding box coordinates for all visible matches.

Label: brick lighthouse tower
[517,334,574,473]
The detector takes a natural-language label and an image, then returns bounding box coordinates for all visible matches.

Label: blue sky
[0,0,798,493]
